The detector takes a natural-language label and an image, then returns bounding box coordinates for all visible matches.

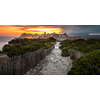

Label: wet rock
[30,68,32,71]
[36,67,41,70]
[26,42,73,75]
[33,72,35,75]
[34,69,37,72]
[27,72,30,75]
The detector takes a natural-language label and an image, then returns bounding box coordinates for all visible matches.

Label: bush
[48,37,56,41]
[61,51,69,57]
[68,50,100,75]
[61,48,69,57]
[0,51,3,53]
[3,38,54,57]
[60,38,100,75]
[97,64,100,68]
[70,55,76,60]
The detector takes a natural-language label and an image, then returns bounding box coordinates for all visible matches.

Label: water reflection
[0,42,8,51]
[0,36,15,51]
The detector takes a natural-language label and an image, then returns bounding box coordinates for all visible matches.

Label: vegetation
[0,51,3,53]
[61,48,69,57]
[2,37,56,57]
[60,39,100,75]
[0,50,7,54]
[70,55,76,60]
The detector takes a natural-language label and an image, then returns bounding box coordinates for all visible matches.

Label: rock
[27,72,30,75]
[36,67,41,70]
[33,72,35,75]
[30,68,32,71]
[34,69,37,72]
[28,42,73,75]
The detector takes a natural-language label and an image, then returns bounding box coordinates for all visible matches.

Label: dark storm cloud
[60,25,100,35]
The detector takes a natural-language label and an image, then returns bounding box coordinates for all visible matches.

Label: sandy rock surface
[26,42,73,75]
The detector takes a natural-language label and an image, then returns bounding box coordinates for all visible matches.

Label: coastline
[0,36,15,51]
[0,42,8,51]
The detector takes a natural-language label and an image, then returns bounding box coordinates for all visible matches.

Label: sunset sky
[0,25,100,36]
[0,25,63,36]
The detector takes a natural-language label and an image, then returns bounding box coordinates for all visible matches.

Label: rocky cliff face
[26,42,73,75]
[0,45,55,75]
[68,49,83,59]
[0,53,8,62]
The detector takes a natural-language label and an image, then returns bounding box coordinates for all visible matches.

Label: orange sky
[0,25,63,36]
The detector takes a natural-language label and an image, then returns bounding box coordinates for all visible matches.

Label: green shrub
[0,51,3,53]
[97,64,100,68]
[68,50,100,75]
[3,38,55,57]
[70,55,76,60]
[61,48,69,57]
[60,38,100,75]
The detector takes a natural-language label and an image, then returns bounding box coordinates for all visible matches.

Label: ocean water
[0,36,15,51]
[68,34,100,39]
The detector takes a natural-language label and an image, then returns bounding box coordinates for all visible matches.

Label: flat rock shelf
[26,42,73,75]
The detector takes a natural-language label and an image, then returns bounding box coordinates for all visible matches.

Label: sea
[0,36,15,51]
[68,34,100,39]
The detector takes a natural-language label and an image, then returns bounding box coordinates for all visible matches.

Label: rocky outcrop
[68,49,83,59]
[0,53,8,62]
[26,42,73,75]
[0,45,55,75]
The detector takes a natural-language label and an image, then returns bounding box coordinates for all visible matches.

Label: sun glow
[24,27,62,35]
[0,25,63,36]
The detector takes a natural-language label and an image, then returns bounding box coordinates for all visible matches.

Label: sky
[0,25,100,36]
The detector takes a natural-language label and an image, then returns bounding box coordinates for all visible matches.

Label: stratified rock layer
[27,42,73,75]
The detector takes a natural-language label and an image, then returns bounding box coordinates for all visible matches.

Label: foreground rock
[0,53,8,62]
[26,42,73,75]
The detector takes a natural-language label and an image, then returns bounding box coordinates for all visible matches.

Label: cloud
[15,25,63,34]
[60,25,100,35]
[89,33,100,35]
[1,25,100,36]
[0,25,63,35]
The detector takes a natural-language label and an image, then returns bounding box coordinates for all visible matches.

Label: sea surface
[0,36,15,51]
[68,34,100,39]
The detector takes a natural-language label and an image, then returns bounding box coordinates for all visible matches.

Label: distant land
[68,34,100,39]
[0,33,100,50]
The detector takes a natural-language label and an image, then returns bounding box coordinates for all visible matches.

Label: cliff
[0,45,55,75]
[68,49,83,60]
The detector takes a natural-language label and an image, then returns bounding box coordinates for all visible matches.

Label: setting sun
[22,27,62,35]
[0,25,63,36]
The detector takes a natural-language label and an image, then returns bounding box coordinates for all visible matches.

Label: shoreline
[0,36,15,51]
[0,42,8,51]
[0,41,14,51]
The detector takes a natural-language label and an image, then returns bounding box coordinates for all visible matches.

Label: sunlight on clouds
[89,33,100,35]
[0,25,63,36]
[25,28,62,34]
